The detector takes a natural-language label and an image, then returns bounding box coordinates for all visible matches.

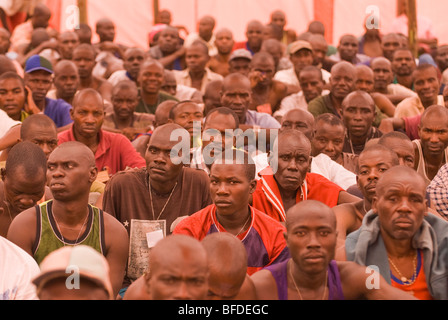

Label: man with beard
[46,60,79,106]
[252,130,359,224]
[346,166,448,300]
[333,144,399,259]
[412,105,448,185]
[308,61,387,128]
[248,52,288,115]
[251,200,416,300]
[341,91,383,155]
[148,26,186,71]
[381,33,403,62]
[56,31,79,61]
[371,56,416,106]
[394,64,444,119]
[0,142,49,237]
[136,59,178,115]
[391,49,417,92]
[24,55,73,128]
[108,47,147,86]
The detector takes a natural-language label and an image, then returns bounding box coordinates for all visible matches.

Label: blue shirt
[44,98,73,128]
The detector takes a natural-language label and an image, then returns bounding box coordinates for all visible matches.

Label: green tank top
[33,200,106,265]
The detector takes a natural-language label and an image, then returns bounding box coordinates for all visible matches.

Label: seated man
[250,200,417,300]
[173,149,290,275]
[46,59,79,106]
[7,142,129,297]
[233,20,264,55]
[161,70,203,103]
[136,59,178,114]
[228,49,252,77]
[0,142,49,237]
[311,113,358,174]
[333,144,400,259]
[248,52,288,115]
[378,131,415,168]
[108,47,146,86]
[148,26,186,71]
[329,34,370,65]
[207,28,235,77]
[252,129,360,224]
[102,80,154,141]
[412,105,448,185]
[56,31,80,61]
[427,163,448,220]
[58,88,146,177]
[167,100,203,148]
[32,245,114,300]
[346,166,448,300]
[24,55,73,129]
[341,90,383,155]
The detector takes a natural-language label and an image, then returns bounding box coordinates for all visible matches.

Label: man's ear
[0,168,6,181]
[249,179,257,194]
[89,166,98,183]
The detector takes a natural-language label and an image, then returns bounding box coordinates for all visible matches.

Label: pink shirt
[58,126,146,175]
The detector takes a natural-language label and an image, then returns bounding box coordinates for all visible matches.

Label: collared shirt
[173,67,223,94]
[427,163,448,219]
[57,126,146,175]
[394,95,445,119]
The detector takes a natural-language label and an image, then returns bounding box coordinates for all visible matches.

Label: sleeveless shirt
[33,200,106,265]
[414,139,448,186]
[265,259,345,300]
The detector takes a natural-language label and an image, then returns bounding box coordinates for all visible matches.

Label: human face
[207,273,241,300]
[311,122,345,161]
[309,40,328,66]
[25,70,53,103]
[413,68,440,107]
[210,163,255,217]
[250,59,275,87]
[172,102,203,136]
[444,86,448,109]
[281,111,314,140]
[54,67,79,100]
[185,46,209,73]
[198,18,215,40]
[161,75,177,96]
[392,50,415,77]
[0,29,11,54]
[341,95,375,138]
[158,29,180,53]
[145,131,184,185]
[436,46,448,71]
[285,207,337,275]
[373,174,427,241]
[58,32,79,60]
[24,124,58,159]
[246,23,263,49]
[148,252,208,300]
[39,278,110,300]
[97,21,115,42]
[70,95,104,139]
[371,60,393,92]
[2,168,46,214]
[47,147,96,201]
[270,12,286,29]
[380,138,415,168]
[228,59,251,76]
[112,87,138,121]
[221,80,251,123]
[357,149,396,202]
[381,34,401,61]
[215,31,234,55]
[290,49,314,74]
[123,49,145,80]
[272,138,311,192]
[419,113,448,158]
[299,70,324,102]
[0,78,26,121]
[73,48,95,79]
[338,36,358,62]
[355,69,374,93]
[202,112,237,158]
[330,67,355,100]
[138,63,164,94]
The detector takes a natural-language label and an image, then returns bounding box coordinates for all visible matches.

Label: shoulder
[250,268,279,300]
[107,168,146,186]
[182,167,210,182]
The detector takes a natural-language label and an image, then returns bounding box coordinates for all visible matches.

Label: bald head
[155,100,177,127]
[286,200,336,231]
[281,109,315,140]
[72,88,103,110]
[51,141,96,168]
[420,104,448,125]
[375,165,426,199]
[54,60,78,76]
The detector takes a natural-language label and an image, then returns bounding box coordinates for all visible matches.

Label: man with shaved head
[251,200,417,300]
[346,166,448,300]
[233,20,264,55]
[413,105,448,185]
[57,31,79,61]
[94,17,128,58]
[184,15,218,56]
[58,88,146,176]
[7,141,129,298]
[149,26,186,71]
[252,130,359,223]
[330,34,370,65]
[208,28,235,77]
[108,47,146,86]
[391,48,417,91]
[47,60,79,106]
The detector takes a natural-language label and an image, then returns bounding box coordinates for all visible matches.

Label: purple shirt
[44,98,73,128]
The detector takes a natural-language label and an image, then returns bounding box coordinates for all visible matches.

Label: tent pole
[78,0,88,24]
[153,0,159,24]
[407,0,418,57]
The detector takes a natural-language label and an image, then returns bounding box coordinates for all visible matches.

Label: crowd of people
[0,0,447,301]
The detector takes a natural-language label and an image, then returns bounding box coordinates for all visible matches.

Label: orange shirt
[391,251,433,300]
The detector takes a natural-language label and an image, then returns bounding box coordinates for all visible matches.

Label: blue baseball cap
[25,55,53,74]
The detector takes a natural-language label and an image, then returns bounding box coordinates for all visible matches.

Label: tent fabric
[49,0,448,50]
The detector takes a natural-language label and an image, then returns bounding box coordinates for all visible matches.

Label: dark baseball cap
[25,55,53,74]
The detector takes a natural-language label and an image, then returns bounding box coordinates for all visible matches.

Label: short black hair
[5,141,47,177]
[168,100,201,120]
[21,114,57,140]
[0,71,25,88]
[205,107,239,129]
[210,149,256,181]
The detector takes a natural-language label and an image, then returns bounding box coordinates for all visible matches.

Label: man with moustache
[346,166,448,300]
[108,47,147,86]
[148,26,186,71]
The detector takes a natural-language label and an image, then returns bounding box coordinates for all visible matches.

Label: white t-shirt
[0,236,40,300]
[274,89,330,118]
[253,152,356,190]
[0,109,20,139]
[274,67,331,87]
